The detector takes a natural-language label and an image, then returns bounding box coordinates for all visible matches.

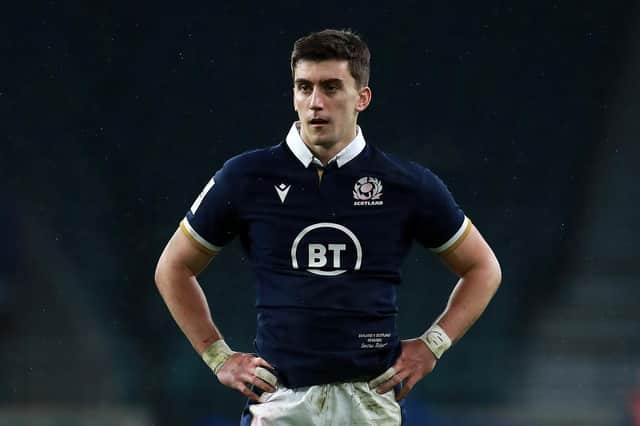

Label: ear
[293,86,297,111]
[355,86,372,112]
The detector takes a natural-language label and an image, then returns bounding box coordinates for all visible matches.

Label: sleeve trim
[180,218,222,255]
[430,216,471,254]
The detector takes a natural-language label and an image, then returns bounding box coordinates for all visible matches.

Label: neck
[307,141,348,166]
[302,127,357,166]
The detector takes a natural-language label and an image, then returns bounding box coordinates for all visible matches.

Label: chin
[301,126,336,148]
[309,136,336,148]
[304,132,330,145]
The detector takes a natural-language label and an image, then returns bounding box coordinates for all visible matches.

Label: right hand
[371,338,437,401]
[216,353,277,401]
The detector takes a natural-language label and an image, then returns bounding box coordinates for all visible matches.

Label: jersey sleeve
[413,166,471,254]
[180,161,241,255]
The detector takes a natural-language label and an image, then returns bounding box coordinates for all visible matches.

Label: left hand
[373,338,437,401]
[216,353,277,401]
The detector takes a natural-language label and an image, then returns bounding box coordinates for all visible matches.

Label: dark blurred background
[2,1,639,425]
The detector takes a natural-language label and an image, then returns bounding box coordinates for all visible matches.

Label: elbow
[489,255,502,293]
[154,253,169,291]
[154,262,163,291]
[154,250,195,293]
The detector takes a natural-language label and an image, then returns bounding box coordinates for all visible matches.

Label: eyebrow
[294,78,344,86]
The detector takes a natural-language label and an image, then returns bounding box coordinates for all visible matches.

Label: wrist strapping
[418,324,452,359]
[202,339,236,374]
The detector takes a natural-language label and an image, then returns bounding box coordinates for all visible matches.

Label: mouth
[309,118,329,126]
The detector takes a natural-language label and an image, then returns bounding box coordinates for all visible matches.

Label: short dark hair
[290,29,370,88]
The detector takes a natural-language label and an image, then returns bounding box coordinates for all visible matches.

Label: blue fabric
[186,141,465,388]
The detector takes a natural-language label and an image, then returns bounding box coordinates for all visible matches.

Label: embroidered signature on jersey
[353,177,383,206]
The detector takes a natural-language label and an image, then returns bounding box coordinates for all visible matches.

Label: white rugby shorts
[241,381,402,425]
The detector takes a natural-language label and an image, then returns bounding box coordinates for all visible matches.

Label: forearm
[155,264,222,355]
[435,260,501,343]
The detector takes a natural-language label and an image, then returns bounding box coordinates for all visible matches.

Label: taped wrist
[418,324,452,359]
[202,340,236,374]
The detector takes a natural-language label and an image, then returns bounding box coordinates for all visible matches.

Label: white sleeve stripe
[181,218,222,253]
[190,177,215,214]
[430,216,470,253]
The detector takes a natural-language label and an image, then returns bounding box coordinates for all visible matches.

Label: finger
[395,376,417,401]
[376,369,409,394]
[247,373,276,394]
[368,367,396,389]
[237,383,261,402]
[255,366,278,389]
[253,357,275,371]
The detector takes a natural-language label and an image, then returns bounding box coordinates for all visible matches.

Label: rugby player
[155,28,501,425]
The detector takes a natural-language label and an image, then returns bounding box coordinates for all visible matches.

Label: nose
[309,87,324,110]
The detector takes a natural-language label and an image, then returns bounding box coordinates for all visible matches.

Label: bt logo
[290,223,362,276]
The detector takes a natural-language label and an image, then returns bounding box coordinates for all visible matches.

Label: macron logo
[275,183,291,204]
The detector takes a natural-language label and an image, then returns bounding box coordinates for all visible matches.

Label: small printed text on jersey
[353,177,383,206]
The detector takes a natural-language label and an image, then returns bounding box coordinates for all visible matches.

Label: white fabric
[285,122,366,168]
[419,324,452,359]
[201,339,236,374]
[249,381,401,425]
[367,367,397,389]
[254,367,278,388]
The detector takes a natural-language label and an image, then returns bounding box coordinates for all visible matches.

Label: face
[293,59,371,151]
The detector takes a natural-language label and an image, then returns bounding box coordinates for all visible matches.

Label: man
[155,29,501,425]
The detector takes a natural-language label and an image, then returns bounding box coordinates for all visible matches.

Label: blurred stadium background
[1,1,639,425]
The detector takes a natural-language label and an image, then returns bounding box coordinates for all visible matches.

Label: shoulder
[214,144,284,182]
[367,145,443,187]
[217,143,284,177]
[198,144,285,199]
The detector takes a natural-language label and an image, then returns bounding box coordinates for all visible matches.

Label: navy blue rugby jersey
[181,123,471,388]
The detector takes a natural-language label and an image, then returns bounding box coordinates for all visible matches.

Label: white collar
[285,122,366,168]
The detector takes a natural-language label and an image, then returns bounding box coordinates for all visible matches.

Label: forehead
[293,59,354,84]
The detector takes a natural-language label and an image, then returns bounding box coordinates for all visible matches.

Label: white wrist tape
[418,324,452,359]
[202,340,236,374]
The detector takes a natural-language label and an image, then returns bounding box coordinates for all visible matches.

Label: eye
[322,82,341,94]
[297,83,312,93]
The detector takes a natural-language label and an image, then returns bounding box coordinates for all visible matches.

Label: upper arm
[156,226,217,280]
[438,224,501,280]
[412,165,467,252]
[409,165,500,280]
[156,158,244,280]
[183,160,243,252]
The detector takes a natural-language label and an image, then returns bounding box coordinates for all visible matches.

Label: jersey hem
[179,219,221,255]
[430,216,472,254]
